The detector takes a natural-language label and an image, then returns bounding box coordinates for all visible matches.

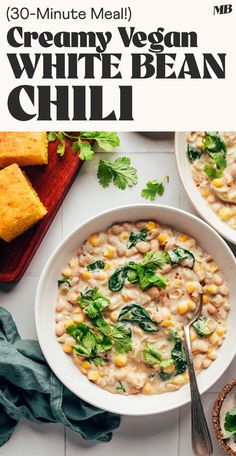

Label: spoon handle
[183,325,213,456]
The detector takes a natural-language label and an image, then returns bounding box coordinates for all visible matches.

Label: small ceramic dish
[213,378,236,455]
[175,132,236,245]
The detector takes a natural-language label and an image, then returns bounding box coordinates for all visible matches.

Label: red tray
[0,137,84,288]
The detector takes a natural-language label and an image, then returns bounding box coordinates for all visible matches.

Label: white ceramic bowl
[175,132,236,245]
[35,204,236,416]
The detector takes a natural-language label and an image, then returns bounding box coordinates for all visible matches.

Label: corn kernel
[110,311,118,322]
[143,382,153,394]
[105,247,115,259]
[158,233,168,244]
[81,271,92,280]
[174,279,183,288]
[162,320,174,327]
[177,302,188,315]
[209,262,219,273]
[119,232,129,241]
[114,355,128,367]
[87,370,100,381]
[63,344,72,354]
[74,307,82,314]
[216,327,226,336]
[186,282,196,294]
[201,189,210,198]
[206,284,218,295]
[82,361,91,369]
[178,234,189,242]
[163,363,175,374]
[203,294,209,304]
[105,263,111,271]
[183,373,189,381]
[212,178,223,188]
[219,208,231,221]
[65,320,74,329]
[123,294,131,302]
[80,367,88,375]
[74,358,82,367]
[97,273,106,281]
[146,221,156,231]
[208,333,220,345]
[194,261,202,272]
[62,267,72,278]
[73,314,85,323]
[207,348,213,354]
[88,234,99,247]
[190,332,197,341]
[188,300,196,311]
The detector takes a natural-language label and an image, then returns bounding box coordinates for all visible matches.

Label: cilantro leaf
[47,131,120,160]
[97,157,138,190]
[143,250,169,269]
[77,287,110,319]
[80,132,120,151]
[203,165,223,179]
[47,131,57,142]
[141,176,169,201]
[202,132,227,154]
[111,323,132,353]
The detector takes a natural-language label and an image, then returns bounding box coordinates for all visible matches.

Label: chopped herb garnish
[202,132,226,154]
[141,176,169,201]
[47,131,120,160]
[223,407,236,441]
[58,277,71,287]
[143,344,173,368]
[116,381,126,392]
[77,287,110,319]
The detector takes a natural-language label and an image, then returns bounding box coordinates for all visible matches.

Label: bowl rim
[213,377,236,456]
[35,203,236,416]
[174,132,236,245]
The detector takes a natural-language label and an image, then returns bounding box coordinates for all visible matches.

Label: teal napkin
[0,307,120,446]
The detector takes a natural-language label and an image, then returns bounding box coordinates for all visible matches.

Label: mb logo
[213,4,233,14]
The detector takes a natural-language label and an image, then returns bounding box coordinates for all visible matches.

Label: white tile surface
[1,132,235,456]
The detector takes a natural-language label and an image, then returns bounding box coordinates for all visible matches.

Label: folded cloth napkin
[0,307,120,446]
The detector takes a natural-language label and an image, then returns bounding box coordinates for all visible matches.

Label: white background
[1,132,236,456]
[0,0,236,130]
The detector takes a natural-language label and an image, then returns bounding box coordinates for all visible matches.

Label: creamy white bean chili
[187,131,236,229]
[55,220,229,395]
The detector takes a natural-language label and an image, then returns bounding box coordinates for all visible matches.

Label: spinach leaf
[159,371,172,381]
[168,248,195,269]
[169,331,187,375]
[203,165,223,179]
[108,266,128,292]
[77,287,110,319]
[187,144,201,162]
[202,132,227,154]
[127,228,148,248]
[118,304,159,332]
[192,316,216,337]
[87,260,105,271]
[58,277,71,287]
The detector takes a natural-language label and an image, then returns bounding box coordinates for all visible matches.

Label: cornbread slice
[0,132,48,168]
[0,164,47,242]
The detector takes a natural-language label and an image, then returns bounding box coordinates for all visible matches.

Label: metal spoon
[182,295,213,456]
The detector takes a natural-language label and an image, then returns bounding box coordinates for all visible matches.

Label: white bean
[150,239,159,250]
[203,359,212,369]
[192,339,209,353]
[56,322,65,336]
[111,224,123,235]
[213,274,223,286]
[146,286,160,301]
[136,241,150,254]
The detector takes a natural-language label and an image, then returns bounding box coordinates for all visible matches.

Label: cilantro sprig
[202,132,227,179]
[47,131,120,160]
[141,176,169,201]
[97,157,138,190]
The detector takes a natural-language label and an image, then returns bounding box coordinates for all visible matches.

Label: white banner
[0,0,235,130]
